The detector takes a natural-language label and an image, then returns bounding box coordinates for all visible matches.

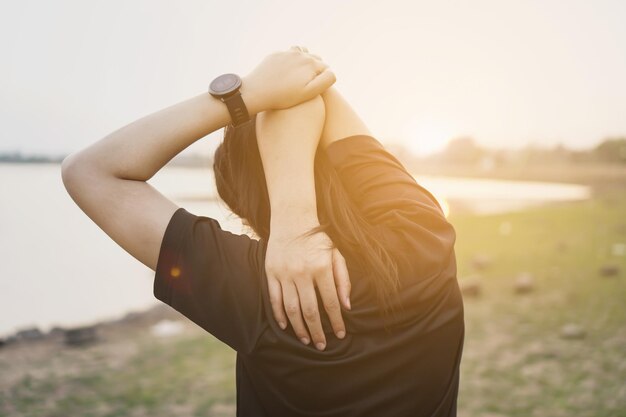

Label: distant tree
[569,148,593,163]
[518,142,574,165]
[593,137,626,163]
[440,136,484,164]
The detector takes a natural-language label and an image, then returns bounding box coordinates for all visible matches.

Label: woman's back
[154,134,464,416]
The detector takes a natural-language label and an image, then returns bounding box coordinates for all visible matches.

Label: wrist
[270,202,319,233]
[240,75,266,115]
[270,213,320,239]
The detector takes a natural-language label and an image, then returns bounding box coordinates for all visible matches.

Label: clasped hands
[242,46,351,351]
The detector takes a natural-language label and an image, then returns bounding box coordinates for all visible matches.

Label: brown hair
[213,114,404,318]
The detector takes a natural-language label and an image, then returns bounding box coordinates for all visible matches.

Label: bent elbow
[61,153,82,194]
[61,152,95,196]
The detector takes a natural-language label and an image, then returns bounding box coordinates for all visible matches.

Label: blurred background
[1,1,625,416]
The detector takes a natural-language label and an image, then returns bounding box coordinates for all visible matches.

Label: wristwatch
[208,73,251,127]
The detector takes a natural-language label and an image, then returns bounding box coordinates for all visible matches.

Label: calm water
[0,163,590,337]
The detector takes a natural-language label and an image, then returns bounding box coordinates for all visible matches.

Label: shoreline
[0,303,182,350]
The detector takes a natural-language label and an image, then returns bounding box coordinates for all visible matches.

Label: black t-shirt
[154,134,465,417]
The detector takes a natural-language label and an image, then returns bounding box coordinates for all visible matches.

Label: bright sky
[1,0,625,157]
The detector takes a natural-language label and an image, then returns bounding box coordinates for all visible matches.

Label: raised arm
[318,86,373,150]
[61,47,335,271]
[256,84,376,350]
[256,96,351,351]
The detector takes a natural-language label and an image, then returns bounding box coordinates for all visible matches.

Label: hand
[242,46,336,112]
[265,218,352,351]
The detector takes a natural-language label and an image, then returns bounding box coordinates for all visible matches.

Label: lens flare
[170,266,181,278]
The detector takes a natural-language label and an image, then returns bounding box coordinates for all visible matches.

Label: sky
[1,0,625,157]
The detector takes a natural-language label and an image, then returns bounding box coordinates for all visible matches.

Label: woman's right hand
[242,47,336,112]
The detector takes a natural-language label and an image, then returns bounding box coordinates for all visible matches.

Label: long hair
[213,114,404,318]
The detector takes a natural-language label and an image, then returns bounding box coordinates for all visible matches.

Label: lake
[0,163,590,337]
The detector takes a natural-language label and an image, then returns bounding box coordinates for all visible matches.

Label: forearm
[258,94,352,347]
[319,86,372,149]
[64,85,263,181]
[256,96,325,230]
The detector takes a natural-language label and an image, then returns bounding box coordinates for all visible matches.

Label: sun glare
[402,121,455,157]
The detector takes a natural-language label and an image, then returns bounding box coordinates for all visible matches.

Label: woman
[62,46,464,416]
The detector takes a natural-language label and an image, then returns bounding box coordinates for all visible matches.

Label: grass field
[1,195,625,416]
[451,193,626,417]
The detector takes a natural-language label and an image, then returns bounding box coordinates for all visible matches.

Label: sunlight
[402,120,455,157]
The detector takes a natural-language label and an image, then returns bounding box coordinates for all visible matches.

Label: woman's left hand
[255,93,349,351]
[265,218,351,351]
[241,46,336,113]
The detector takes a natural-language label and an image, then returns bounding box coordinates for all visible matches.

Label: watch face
[209,73,241,96]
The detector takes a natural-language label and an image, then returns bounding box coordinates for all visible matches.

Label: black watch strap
[222,91,250,127]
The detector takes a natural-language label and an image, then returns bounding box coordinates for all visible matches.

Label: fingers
[267,274,288,330]
[316,269,346,340]
[311,58,329,75]
[282,281,311,346]
[332,248,352,310]
[295,279,327,351]
[290,45,322,61]
[289,45,308,53]
[288,45,335,97]
[304,67,337,97]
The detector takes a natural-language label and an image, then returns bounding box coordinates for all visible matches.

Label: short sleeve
[323,135,457,281]
[154,207,268,354]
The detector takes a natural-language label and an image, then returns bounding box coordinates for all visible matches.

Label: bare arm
[255,86,373,350]
[256,96,351,351]
[61,91,247,270]
[319,86,373,150]
[61,48,335,271]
